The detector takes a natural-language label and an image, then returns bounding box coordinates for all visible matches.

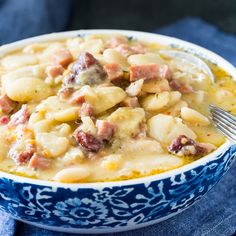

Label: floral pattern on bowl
[0,144,235,233]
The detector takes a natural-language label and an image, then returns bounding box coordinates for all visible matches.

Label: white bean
[28,111,45,126]
[38,43,64,63]
[53,167,90,183]
[1,64,47,90]
[181,107,210,125]
[128,53,164,65]
[79,39,104,54]
[169,91,182,106]
[62,147,85,165]
[53,107,80,122]
[148,114,196,144]
[1,54,38,69]
[32,119,54,133]
[142,79,170,93]
[6,77,52,102]
[88,86,126,114]
[23,43,49,53]
[80,116,97,135]
[103,48,128,68]
[141,92,170,111]
[107,107,145,138]
[53,123,72,136]
[100,154,123,171]
[66,38,83,58]
[36,96,80,122]
[36,132,69,157]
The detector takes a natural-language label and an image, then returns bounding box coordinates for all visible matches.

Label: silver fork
[209,104,236,142]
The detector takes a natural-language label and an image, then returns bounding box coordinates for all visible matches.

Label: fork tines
[209,104,236,143]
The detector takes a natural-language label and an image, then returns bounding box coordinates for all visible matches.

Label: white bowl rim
[0,29,235,190]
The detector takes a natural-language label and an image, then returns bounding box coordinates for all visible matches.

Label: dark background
[69,0,236,34]
[0,0,235,45]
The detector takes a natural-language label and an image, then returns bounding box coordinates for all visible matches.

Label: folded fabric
[0,16,236,236]
[0,212,16,236]
[0,0,71,45]
[156,17,236,66]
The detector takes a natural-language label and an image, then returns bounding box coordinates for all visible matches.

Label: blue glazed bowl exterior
[0,144,235,233]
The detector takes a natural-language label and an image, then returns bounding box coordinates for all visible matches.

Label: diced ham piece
[158,65,172,79]
[125,79,144,97]
[65,52,107,86]
[104,63,123,81]
[10,143,36,165]
[107,35,128,48]
[47,65,64,78]
[116,43,146,57]
[58,87,75,99]
[129,64,172,82]
[69,90,86,105]
[107,35,146,57]
[53,49,73,68]
[196,143,216,154]
[0,94,16,114]
[110,77,130,89]
[73,129,102,153]
[168,135,215,157]
[169,80,193,94]
[28,153,51,170]
[71,52,97,74]
[96,120,116,141]
[130,43,147,54]
[122,97,140,108]
[8,104,30,127]
[0,115,10,125]
[80,103,94,117]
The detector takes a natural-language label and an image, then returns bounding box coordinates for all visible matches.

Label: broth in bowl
[0,34,234,183]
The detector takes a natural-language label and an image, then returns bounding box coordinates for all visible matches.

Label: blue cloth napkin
[0,0,71,45]
[0,2,235,235]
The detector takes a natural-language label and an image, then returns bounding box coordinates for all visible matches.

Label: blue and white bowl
[0,30,235,234]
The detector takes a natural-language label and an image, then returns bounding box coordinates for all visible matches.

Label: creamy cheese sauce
[0,34,234,183]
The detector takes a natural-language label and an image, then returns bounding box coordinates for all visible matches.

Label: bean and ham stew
[0,34,235,183]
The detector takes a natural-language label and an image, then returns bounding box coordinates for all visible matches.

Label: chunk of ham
[196,142,216,154]
[69,90,86,105]
[0,94,16,114]
[65,52,107,86]
[125,79,144,97]
[168,135,215,157]
[47,65,64,78]
[73,129,102,153]
[0,115,10,125]
[110,77,130,89]
[53,49,73,68]
[104,63,123,81]
[80,103,94,117]
[122,97,140,108]
[58,87,75,99]
[130,64,172,82]
[107,35,129,48]
[116,43,146,57]
[169,80,193,94]
[28,153,51,170]
[72,51,96,73]
[8,104,30,127]
[96,120,116,141]
[10,142,36,165]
